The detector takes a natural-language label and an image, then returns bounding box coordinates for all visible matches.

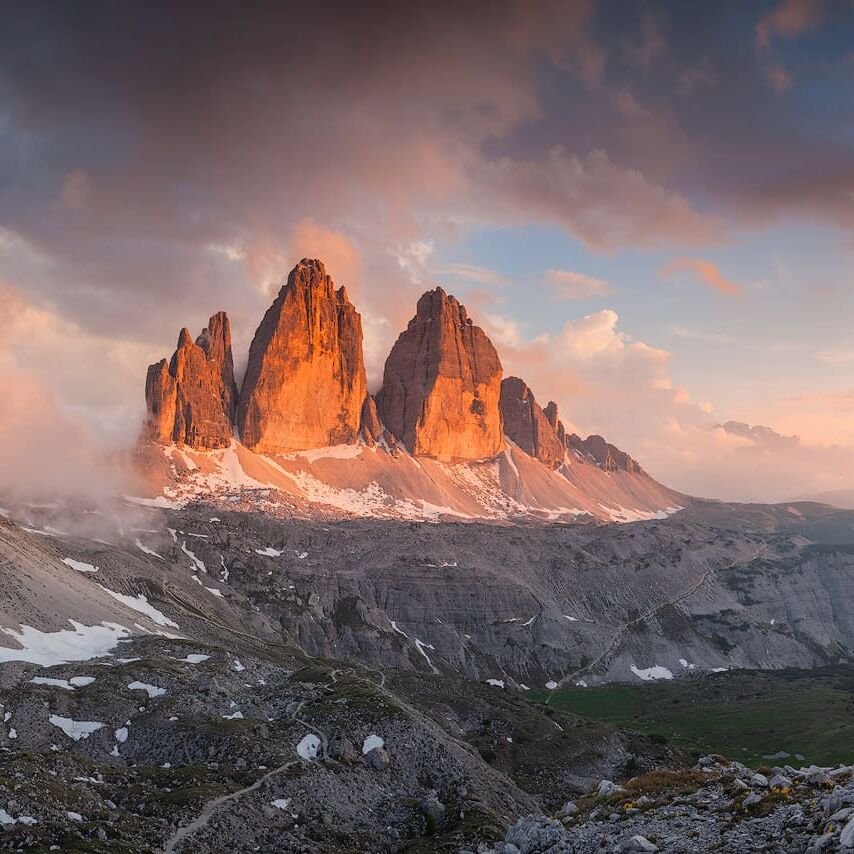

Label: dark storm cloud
[0,0,851,349]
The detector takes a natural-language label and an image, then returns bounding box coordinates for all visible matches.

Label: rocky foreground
[476,757,854,853]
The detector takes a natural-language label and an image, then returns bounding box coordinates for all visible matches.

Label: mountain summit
[376,287,504,462]
[144,311,237,449]
[237,259,368,453]
[139,259,676,522]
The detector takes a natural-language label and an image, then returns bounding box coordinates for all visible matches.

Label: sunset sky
[1,0,853,502]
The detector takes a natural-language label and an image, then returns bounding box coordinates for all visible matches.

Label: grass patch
[527,666,854,768]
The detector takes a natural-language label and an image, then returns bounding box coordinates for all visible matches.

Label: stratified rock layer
[237,259,367,453]
[145,312,237,449]
[500,377,565,469]
[376,288,504,461]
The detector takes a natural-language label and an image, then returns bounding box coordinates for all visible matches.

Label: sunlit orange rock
[144,311,237,449]
[237,259,367,453]
[376,287,504,461]
[360,394,384,445]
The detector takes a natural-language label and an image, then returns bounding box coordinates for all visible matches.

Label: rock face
[145,312,237,449]
[237,259,367,453]
[500,377,565,468]
[568,433,646,475]
[543,401,567,446]
[376,288,504,461]
[359,395,384,445]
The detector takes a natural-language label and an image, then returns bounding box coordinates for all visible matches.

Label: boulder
[499,378,565,468]
[365,745,390,770]
[376,287,504,461]
[144,311,237,449]
[237,259,367,453]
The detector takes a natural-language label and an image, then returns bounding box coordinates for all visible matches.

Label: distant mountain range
[136,258,680,522]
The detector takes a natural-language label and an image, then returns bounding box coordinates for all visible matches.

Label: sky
[1,0,853,503]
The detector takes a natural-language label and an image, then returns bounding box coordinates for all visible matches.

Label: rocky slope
[0,494,853,850]
[375,287,505,461]
[237,259,367,454]
[145,312,237,449]
[479,757,854,853]
[0,508,683,852]
[135,437,681,524]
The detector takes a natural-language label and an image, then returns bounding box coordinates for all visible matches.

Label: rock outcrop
[543,401,567,446]
[237,259,367,453]
[568,433,646,475]
[145,311,237,449]
[376,288,504,461]
[359,395,384,445]
[500,377,565,468]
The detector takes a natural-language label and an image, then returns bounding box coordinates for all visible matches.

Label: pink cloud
[546,268,611,300]
[659,258,743,296]
[756,0,823,49]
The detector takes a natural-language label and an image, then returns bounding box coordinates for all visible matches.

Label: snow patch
[124,494,181,509]
[292,444,364,463]
[181,541,206,573]
[62,558,98,574]
[98,586,179,629]
[127,681,166,698]
[49,714,105,740]
[255,546,283,557]
[630,664,674,681]
[0,621,130,666]
[486,679,505,688]
[388,618,408,638]
[133,538,164,559]
[176,653,210,664]
[414,639,437,673]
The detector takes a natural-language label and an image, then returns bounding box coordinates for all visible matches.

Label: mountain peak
[145,312,237,449]
[500,377,565,469]
[377,288,504,461]
[237,259,367,453]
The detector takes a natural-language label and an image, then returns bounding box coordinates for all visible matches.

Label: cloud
[813,348,854,365]
[668,324,735,345]
[289,219,362,295]
[756,0,823,92]
[437,264,513,289]
[546,268,611,299]
[0,1,851,503]
[659,258,743,296]
[756,0,824,49]
[59,169,91,209]
[470,301,854,503]
[677,57,718,95]
[480,148,722,251]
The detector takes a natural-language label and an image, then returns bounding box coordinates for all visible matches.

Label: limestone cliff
[144,311,237,449]
[376,288,504,461]
[237,259,367,453]
[500,377,565,468]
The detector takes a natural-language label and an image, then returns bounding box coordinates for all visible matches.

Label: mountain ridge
[139,258,677,522]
